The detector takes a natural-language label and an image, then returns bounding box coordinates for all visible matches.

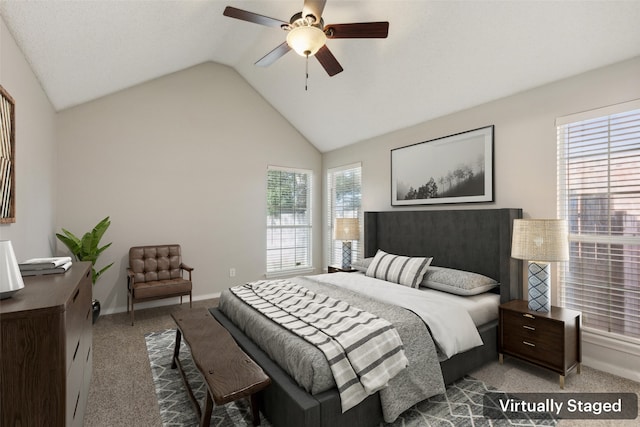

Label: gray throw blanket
[230,279,408,413]
[220,276,445,422]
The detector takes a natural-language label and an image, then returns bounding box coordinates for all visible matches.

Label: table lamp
[334,218,360,269]
[511,219,569,312]
[0,240,25,299]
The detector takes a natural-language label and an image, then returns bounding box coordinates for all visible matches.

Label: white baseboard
[582,329,640,383]
[101,292,221,316]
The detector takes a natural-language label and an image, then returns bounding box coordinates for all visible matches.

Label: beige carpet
[84,299,639,426]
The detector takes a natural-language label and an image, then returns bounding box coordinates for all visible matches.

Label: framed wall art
[391,125,494,206]
[1,85,16,223]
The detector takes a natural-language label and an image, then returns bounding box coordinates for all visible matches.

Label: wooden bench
[171,309,271,427]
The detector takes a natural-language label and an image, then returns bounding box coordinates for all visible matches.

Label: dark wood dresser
[1,261,93,427]
[499,299,581,388]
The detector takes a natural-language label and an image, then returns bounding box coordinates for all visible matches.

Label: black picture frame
[391,125,494,206]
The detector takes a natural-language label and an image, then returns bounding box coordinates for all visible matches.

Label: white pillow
[421,266,498,295]
[366,250,432,288]
[350,257,373,272]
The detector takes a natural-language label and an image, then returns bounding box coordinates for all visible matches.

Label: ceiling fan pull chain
[305,53,309,91]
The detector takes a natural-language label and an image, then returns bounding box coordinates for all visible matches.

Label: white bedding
[418,287,500,326]
[306,272,493,359]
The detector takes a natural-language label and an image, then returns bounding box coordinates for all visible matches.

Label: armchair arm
[126,268,135,290]
[180,263,193,281]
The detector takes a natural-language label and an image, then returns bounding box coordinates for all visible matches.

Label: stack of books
[19,257,73,276]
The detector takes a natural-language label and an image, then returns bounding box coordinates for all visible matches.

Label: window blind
[266,166,312,275]
[327,163,362,267]
[557,103,640,340]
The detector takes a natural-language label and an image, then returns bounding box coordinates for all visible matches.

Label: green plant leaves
[55,216,113,285]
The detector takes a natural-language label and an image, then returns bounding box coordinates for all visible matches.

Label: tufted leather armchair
[126,244,193,325]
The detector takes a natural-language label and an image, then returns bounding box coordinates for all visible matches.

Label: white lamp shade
[0,240,25,299]
[511,219,569,262]
[334,218,360,241]
[286,25,327,56]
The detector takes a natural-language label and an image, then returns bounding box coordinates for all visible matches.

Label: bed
[209,208,523,427]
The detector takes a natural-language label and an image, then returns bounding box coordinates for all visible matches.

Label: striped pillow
[365,250,432,288]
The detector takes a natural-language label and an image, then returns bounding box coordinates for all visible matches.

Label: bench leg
[250,394,261,426]
[171,329,182,369]
[200,393,213,427]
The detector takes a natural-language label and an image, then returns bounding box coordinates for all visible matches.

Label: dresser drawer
[65,270,91,374]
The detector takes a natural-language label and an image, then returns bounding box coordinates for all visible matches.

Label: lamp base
[527,261,551,312]
[341,241,352,269]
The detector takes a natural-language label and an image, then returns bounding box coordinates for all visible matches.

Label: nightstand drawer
[502,333,564,368]
[501,310,563,345]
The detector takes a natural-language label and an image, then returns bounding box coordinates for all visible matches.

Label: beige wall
[56,62,322,314]
[324,56,640,220]
[0,17,57,259]
[322,56,640,381]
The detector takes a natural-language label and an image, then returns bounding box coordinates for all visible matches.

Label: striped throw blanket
[230,279,408,412]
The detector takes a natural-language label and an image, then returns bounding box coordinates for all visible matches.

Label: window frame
[266,165,313,277]
[327,162,363,268]
[557,99,640,343]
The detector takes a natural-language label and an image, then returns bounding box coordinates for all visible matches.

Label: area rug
[146,328,557,427]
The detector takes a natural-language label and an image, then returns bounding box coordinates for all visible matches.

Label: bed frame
[210,208,522,427]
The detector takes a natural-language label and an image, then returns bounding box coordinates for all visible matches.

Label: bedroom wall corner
[0,16,57,261]
[55,62,322,315]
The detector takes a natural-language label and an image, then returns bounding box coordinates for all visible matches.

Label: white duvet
[306,272,484,359]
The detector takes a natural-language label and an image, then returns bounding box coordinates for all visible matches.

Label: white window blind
[557,101,640,341]
[266,166,312,275]
[327,163,362,266]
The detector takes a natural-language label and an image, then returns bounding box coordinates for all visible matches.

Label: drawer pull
[73,391,80,419]
[523,313,535,319]
[523,341,536,347]
[73,288,80,303]
[523,325,536,331]
[73,340,80,361]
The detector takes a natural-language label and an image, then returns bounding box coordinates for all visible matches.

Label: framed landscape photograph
[1,85,16,223]
[391,125,494,206]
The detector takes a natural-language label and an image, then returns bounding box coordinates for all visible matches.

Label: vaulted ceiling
[2,1,640,152]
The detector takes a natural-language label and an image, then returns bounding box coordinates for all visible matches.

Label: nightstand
[327,265,359,273]
[499,299,581,388]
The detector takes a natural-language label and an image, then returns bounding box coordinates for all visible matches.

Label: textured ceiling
[2,1,640,152]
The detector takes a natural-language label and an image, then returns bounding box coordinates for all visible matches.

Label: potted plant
[56,216,114,323]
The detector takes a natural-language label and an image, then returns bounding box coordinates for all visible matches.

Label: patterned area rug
[145,329,557,427]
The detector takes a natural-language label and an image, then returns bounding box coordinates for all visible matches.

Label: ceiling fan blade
[325,22,389,39]
[302,0,327,21]
[315,45,343,76]
[223,6,287,28]
[255,42,292,67]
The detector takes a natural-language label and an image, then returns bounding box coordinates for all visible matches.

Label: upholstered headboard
[364,208,523,303]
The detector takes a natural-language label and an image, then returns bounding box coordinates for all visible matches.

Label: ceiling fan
[223,0,389,77]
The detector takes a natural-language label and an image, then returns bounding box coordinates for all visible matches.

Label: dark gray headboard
[364,208,523,303]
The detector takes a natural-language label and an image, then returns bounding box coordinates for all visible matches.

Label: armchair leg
[131,299,135,326]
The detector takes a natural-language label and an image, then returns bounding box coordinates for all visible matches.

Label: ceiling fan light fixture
[286,25,326,57]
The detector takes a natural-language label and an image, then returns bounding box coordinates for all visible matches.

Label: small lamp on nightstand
[511,219,569,312]
[334,218,360,270]
[0,240,25,300]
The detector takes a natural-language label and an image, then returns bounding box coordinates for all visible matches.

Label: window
[557,100,640,341]
[327,163,362,266]
[266,166,313,276]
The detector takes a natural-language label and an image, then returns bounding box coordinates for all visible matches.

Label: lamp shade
[334,218,360,241]
[0,240,25,299]
[511,219,569,262]
[286,25,327,56]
